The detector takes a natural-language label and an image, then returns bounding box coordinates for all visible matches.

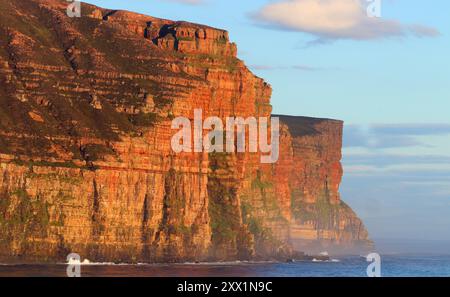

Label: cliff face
[275,116,371,254]
[0,0,371,263]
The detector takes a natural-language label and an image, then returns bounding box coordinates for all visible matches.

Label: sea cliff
[0,0,371,263]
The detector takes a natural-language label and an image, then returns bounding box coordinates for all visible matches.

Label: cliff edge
[0,0,371,262]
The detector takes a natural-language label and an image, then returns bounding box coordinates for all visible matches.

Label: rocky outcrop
[0,0,371,263]
[276,116,371,254]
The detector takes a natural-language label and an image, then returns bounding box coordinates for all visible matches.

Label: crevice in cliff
[141,193,153,260]
[143,194,150,224]
[207,152,246,260]
[102,10,119,21]
[91,179,103,238]
[155,168,192,261]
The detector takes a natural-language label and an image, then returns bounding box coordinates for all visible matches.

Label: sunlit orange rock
[0,0,371,263]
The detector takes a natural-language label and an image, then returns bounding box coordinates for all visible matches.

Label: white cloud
[160,0,204,5]
[343,124,450,149]
[252,0,439,43]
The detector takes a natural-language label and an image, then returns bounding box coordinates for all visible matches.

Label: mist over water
[374,238,450,255]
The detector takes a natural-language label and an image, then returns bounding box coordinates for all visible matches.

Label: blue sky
[83,0,450,247]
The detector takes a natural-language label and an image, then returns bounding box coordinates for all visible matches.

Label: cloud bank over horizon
[344,123,450,149]
[341,123,450,241]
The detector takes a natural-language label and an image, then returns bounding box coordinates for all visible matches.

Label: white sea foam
[331,259,340,262]
[312,258,340,263]
[63,259,132,266]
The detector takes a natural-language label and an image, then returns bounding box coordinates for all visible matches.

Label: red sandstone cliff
[0,0,371,263]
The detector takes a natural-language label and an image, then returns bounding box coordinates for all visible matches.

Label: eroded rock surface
[0,0,371,262]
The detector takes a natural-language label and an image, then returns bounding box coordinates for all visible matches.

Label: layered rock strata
[0,0,371,262]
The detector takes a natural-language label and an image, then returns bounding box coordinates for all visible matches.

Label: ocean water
[1,255,449,277]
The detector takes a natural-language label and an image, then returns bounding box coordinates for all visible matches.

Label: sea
[1,254,449,277]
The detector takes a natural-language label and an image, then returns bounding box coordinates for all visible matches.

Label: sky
[83,0,450,249]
